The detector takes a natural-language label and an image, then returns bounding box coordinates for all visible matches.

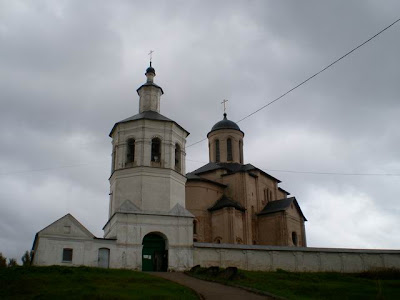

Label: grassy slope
[0,266,198,299]
[189,268,400,300]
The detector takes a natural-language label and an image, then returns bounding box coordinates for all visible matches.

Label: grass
[188,267,400,299]
[0,266,198,299]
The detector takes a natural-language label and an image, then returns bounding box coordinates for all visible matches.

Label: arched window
[193,220,197,234]
[215,139,220,162]
[227,138,233,161]
[214,237,222,244]
[126,138,135,163]
[175,143,181,171]
[151,138,161,162]
[269,190,273,201]
[239,140,243,164]
[292,232,298,246]
[264,188,268,204]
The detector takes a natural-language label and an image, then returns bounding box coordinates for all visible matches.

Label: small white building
[32,63,194,271]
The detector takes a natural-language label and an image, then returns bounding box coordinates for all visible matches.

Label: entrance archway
[142,233,168,271]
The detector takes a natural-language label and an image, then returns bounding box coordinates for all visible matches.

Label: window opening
[227,138,233,161]
[62,248,73,262]
[193,220,197,234]
[215,139,220,162]
[151,138,161,162]
[126,139,135,163]
[292,232,298,246]
[239,140,243,164]
[175,143,181,171]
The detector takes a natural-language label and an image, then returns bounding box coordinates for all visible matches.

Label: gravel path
[152,272,272,300]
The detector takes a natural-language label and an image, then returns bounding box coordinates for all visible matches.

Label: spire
[137,61,163,113]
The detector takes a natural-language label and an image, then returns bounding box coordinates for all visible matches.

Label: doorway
[98,248,110,268]
[142,233,168,271]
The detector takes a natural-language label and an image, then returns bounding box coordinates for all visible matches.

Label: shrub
[8,258,18,267]
[0,253,6,268]
[21,251,31,267]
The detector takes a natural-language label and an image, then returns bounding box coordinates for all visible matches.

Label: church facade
[186,113,307,247]
[31,63,306,271]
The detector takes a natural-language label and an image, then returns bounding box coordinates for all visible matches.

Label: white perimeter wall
[193,243,400,272]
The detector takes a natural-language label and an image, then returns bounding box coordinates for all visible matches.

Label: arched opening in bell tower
[175,143,181,172]
[151,138,161,163]
[126,138,135,165]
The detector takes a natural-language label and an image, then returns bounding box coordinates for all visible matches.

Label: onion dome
[146,62,155,75]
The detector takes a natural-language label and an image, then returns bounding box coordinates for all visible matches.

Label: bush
[8,258,18,268]
[21,251,31,267]
[0,253,6,268]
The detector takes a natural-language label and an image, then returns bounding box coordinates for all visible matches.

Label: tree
[21,251,31,267]
[8,258,18,267]
[0,253,6,268]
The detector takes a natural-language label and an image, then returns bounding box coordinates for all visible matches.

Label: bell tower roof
[136,62,164,95]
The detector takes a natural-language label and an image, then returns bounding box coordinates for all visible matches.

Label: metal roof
[258,197,307,221]
[208,195,246,212]
[188,162,281,183]
[186,173,227,187]
[136,81,164,95]
[109,110,189,137]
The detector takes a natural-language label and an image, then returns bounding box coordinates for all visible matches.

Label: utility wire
[260,168,400,177]
[186,17,400,148]
[186,159,400,177]
[3,19,400,178]
[1,159,398,177]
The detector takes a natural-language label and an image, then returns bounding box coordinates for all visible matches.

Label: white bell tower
[103,62,194,271]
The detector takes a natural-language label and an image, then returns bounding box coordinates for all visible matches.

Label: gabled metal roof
[257,197,307,221]
[188,162,281,183]
[208,195,246,212]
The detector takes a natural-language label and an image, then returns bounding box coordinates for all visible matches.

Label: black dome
[146,66,155,74]
[209,113,242,133]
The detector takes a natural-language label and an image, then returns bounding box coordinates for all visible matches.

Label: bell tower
[104,63,194,271]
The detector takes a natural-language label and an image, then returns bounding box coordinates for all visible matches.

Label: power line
[1,158,398,177]
[186,159,400,177]
[3,18,400,179]
[186,17,400,148]
[260,168,400,177]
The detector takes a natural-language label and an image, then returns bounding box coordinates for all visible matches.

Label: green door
[142,233,167,271]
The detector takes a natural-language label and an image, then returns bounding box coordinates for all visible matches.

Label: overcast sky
[1,0,400,261]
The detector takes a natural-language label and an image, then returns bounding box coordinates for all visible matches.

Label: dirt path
[152,272,272,300]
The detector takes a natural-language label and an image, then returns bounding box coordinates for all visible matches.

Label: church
[31,62,307,271]
[186,112,307,247]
